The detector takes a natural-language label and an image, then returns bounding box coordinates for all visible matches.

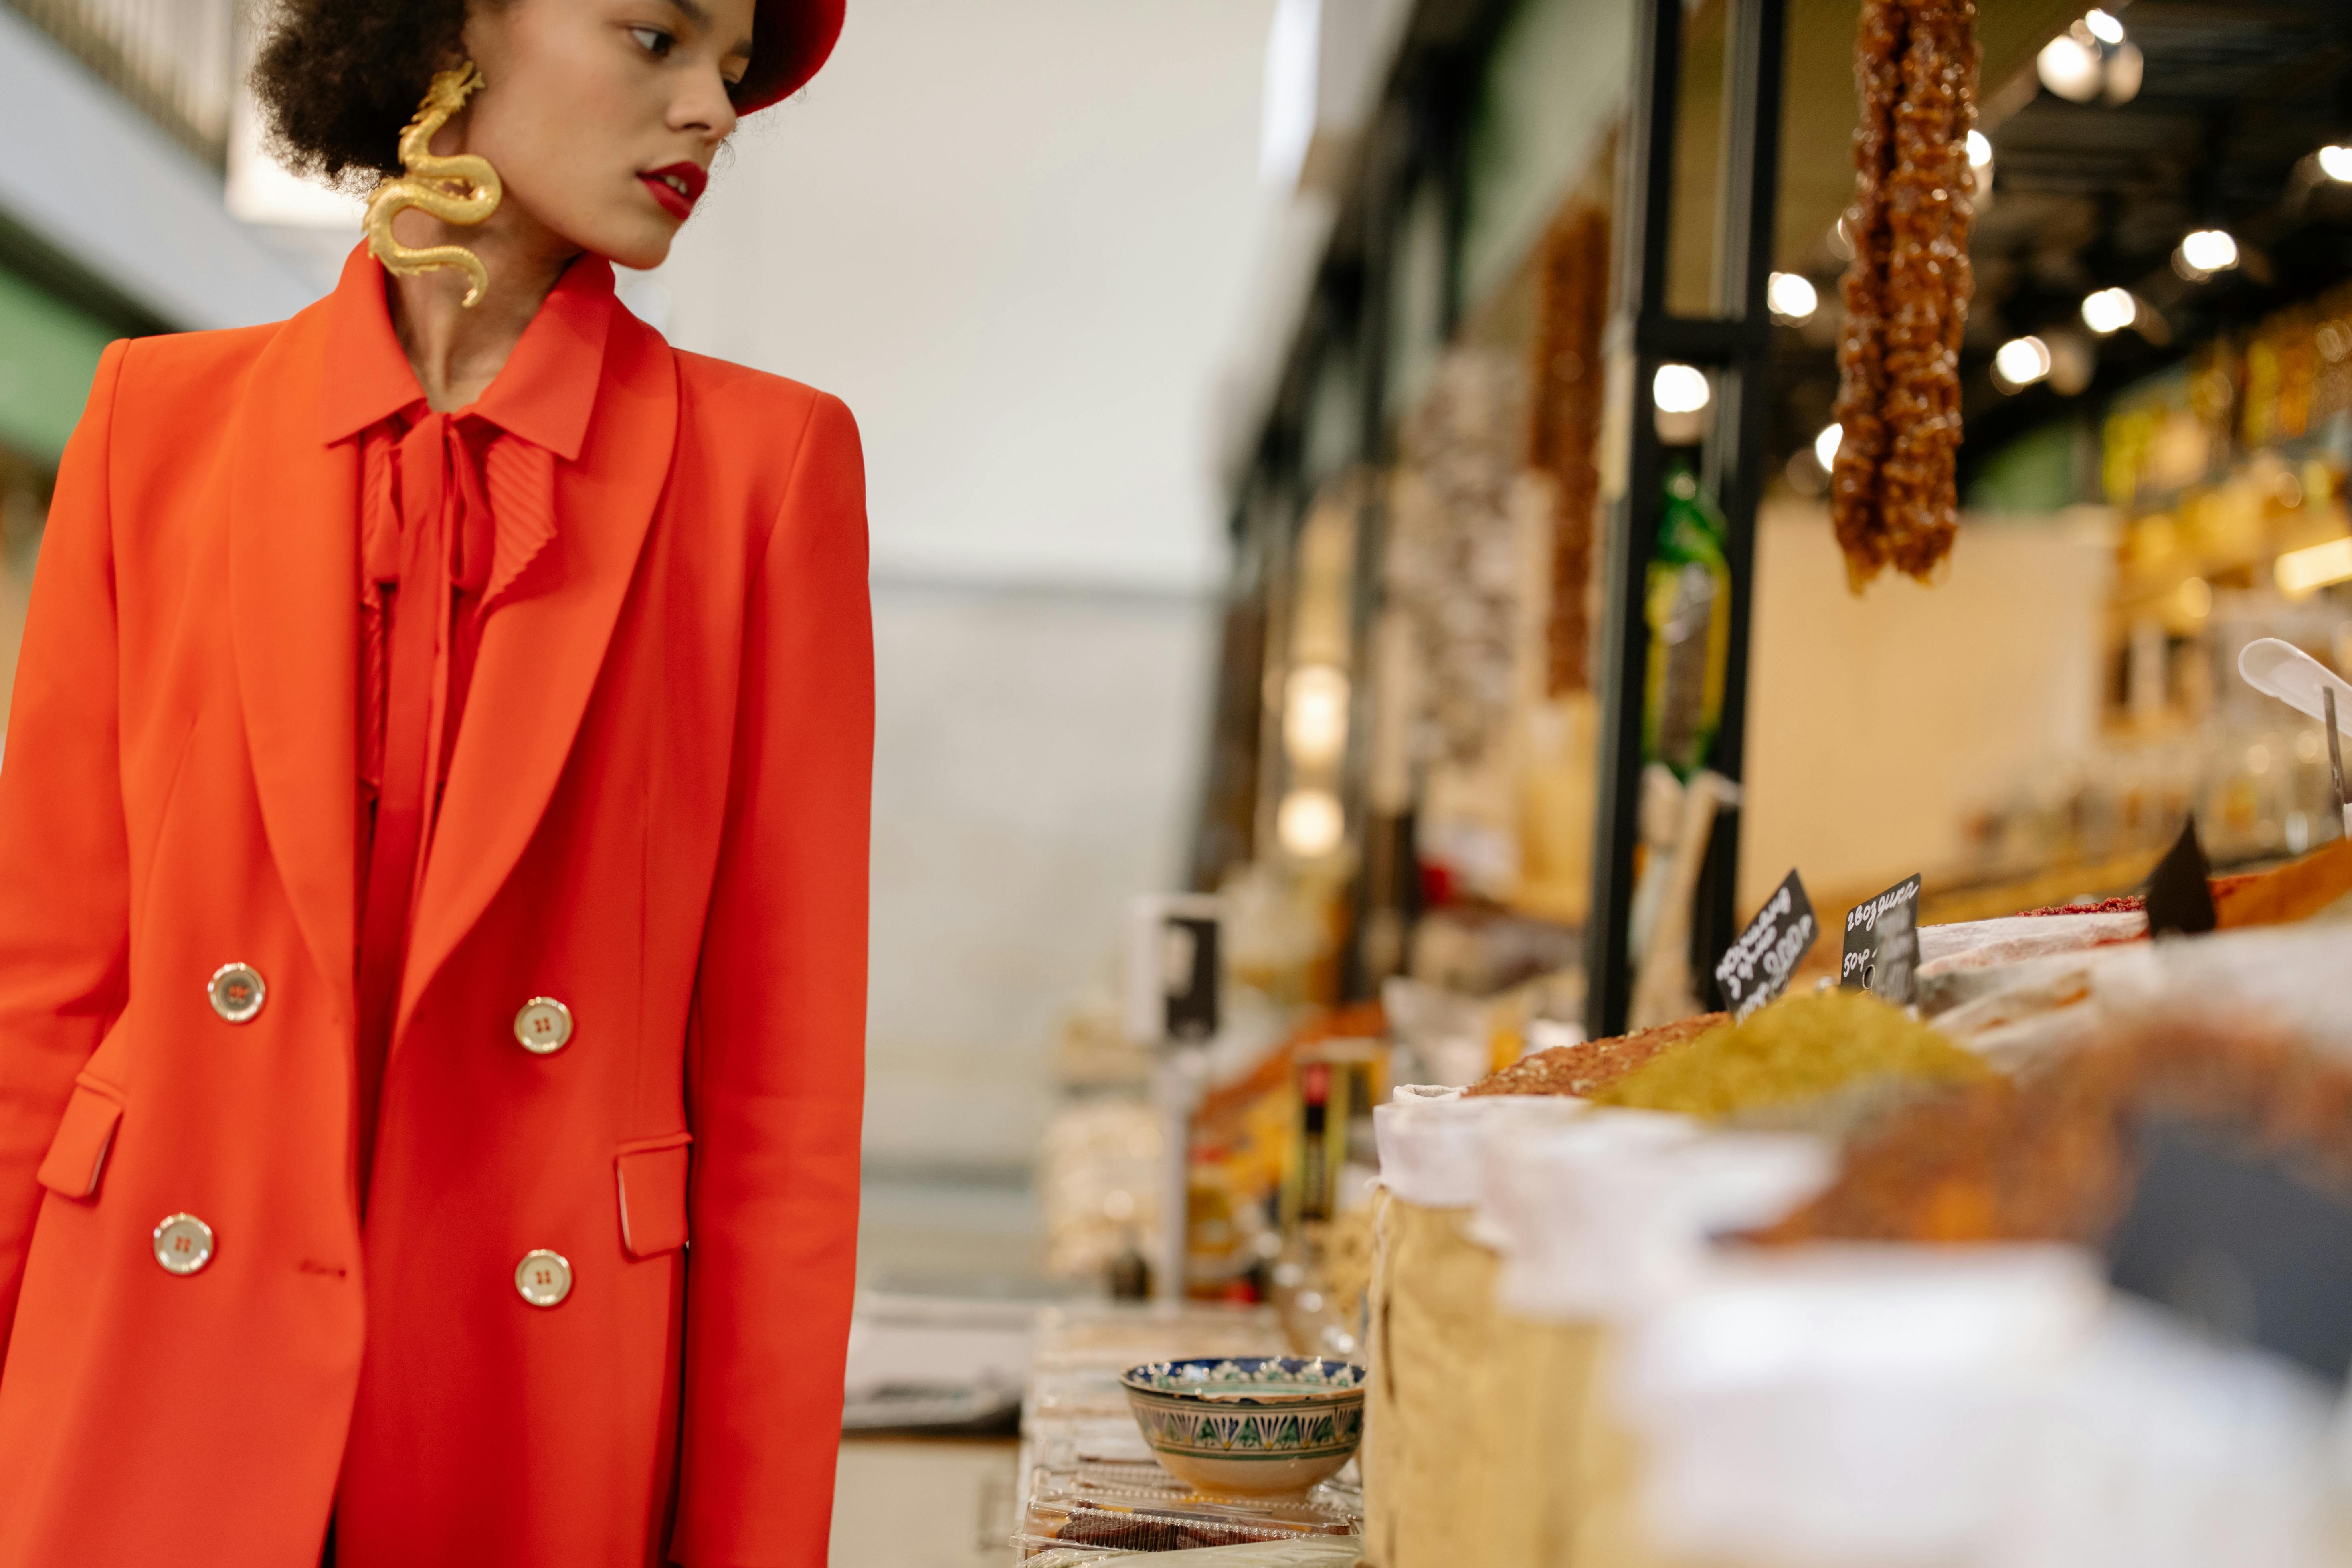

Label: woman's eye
[628,26,675,59]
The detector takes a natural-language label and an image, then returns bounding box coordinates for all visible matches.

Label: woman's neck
[384,204,582,413]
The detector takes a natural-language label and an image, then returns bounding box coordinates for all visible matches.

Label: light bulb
[2037,35,2101,103]
[2319,145,2352,184]
[2102,42,2142,105]
[1652,363,1711,414]
[2178,228,2239,274]
[2081,287,2136,335]
[1282,665,1350,766]
[1813,424,1842,472]
[1767,272,1818,322]
[1966,130,1993,168]
[2083,8,2124,44]
[1993,335,2053,389]
[1276,789,1345,860]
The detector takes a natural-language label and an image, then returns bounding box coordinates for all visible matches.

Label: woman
[0,1,868,1564]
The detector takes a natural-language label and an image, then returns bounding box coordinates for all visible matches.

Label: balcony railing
[6,0,236,168]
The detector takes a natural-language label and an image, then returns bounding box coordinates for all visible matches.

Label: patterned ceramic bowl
[1119,1356,1367,1496]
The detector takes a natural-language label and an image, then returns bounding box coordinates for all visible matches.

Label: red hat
[736,0,846,113]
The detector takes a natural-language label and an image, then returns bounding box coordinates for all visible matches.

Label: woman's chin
[565,217,676,275]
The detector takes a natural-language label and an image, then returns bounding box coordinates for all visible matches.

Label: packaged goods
[1465,1014,1725,1099]
[1830,0,1980,588]
[1642,467,1732,777]
[1590,989,1988,1119]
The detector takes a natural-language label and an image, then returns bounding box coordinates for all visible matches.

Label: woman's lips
[639,162,706,220]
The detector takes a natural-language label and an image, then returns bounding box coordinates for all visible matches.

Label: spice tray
[1014,1461,1362,1558]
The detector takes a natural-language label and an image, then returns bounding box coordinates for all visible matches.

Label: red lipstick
[639,162,707,220]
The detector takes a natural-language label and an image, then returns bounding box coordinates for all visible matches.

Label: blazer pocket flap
[616,1133,692,1258]
[37,1082,125,1200]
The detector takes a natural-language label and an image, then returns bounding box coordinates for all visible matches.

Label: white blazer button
[514,1248,573,1307]
[153,1214,216,1276]
[512,997,573,1055]
[208,963,265,1024]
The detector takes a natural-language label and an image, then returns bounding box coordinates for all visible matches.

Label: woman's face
[458,0,755,270]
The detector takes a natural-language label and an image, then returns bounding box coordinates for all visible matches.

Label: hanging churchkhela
[1830,0,1980,589]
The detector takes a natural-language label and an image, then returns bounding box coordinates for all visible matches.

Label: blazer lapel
[398,308,678,1030]
[228,303,360,1023]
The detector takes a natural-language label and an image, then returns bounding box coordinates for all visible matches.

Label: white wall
[660,0,1279,591]
[1741,500,2117,910]
[652,4,1276,1170]
[864,581,1210,1169]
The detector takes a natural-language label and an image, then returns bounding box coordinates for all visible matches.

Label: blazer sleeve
[0,339,133,1360]
[672,391,873,1568]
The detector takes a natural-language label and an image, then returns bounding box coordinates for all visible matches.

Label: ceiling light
[2047,332,2097,396]
[1276,788,1345,859]
[1282,664,1350,766]
[2083,8,2125,44]
[1767,272,1818,322]
[2037,35,2102,103]
[1966,130,1993,168]
[2277,537,2352,597]
[2320,145,2352,184]
[1993,335,2053,389]
[1653,363,1711,414]
[1813,423,1843,471]
[2101,42,2142,105]
[2178,228,2240,275]
[2081,287,2136,335]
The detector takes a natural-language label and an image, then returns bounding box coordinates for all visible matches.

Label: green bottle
[1642,463,1731,778]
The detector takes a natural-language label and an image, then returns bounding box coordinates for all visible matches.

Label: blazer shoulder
[115,322,279,390]
[109,322,281,424]
[673,350,858,452]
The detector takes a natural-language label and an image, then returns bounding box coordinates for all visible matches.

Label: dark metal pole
[1586,0,1786,1040]
[1584,0,1684,1040]
[1690,0,1788,1000]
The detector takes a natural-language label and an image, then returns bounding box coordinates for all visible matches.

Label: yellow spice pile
[1592,988,1991,1119]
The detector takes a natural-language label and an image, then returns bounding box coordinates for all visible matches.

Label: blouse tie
[352,406,556,1203]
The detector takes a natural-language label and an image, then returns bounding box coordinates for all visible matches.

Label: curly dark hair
[250,0,491,188]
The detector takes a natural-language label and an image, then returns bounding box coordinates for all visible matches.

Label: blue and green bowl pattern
[1119,1356,1367,1496]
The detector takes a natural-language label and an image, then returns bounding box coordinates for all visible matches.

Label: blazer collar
[229,265,674,1042]
[229,295,360,1023]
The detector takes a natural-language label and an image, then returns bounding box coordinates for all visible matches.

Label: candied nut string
[1830,0,1978,590]
[1830,0,1905,589]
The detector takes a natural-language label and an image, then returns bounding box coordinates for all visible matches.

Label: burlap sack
[1361,1188,1501,1566]
[1462,1311,1603,1568]
[1364,1197,1674,1568]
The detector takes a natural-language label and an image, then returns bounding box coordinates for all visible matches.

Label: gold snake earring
[365,62,504,308]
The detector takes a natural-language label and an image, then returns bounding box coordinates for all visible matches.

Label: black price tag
[2144,816,2217,937]
[1841,874,1922,1007]
[1713,870,1816,1021]
[1162,914,1220,1041]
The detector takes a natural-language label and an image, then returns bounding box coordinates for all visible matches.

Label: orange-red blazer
[0,260,872,1568]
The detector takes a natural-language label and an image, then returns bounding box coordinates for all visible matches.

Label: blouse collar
[317,241,617,460]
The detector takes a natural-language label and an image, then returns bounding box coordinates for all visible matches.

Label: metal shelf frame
[1584,0,1788,1038]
